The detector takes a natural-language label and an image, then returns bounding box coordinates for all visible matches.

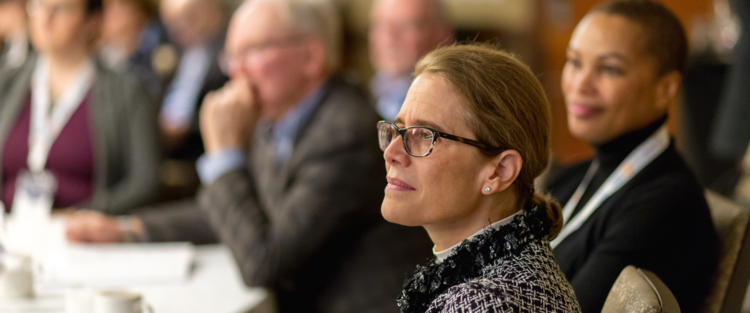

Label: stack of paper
[39,242,196,287]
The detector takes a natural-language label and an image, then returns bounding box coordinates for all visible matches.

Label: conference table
[0,217,273,313]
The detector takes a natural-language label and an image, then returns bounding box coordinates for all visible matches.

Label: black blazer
[547,141,718,313]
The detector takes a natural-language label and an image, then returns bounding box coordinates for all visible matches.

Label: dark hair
[105,0,157,19]
[415,44,563,239]
[591,0,688,76]
[84,0,104,15]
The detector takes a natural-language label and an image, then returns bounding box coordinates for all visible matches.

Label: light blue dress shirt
[160,46,212,129]
[196,86,324,185]
[371,72,412,121]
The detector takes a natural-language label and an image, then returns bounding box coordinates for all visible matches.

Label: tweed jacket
[398,207,581,313]
[427,241,581,313]
[0,54,160,214]
[139,76,434,313]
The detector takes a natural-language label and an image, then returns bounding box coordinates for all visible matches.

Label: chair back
[701,191,750,313]
[602,265,680,313]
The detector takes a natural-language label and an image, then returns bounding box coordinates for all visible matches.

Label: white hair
[251,0,342,71]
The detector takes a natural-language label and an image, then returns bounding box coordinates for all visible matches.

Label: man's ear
[302,38,327,78]
[482,150,522,195]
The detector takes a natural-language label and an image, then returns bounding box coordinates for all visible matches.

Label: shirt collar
[433,211,521,263]
[271,86,324,142]
[259,84,325,165]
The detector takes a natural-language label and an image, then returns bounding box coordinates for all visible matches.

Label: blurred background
[1,0,745,201]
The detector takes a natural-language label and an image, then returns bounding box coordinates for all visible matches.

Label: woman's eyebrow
[412,119,449,133]
[596,52,630,64]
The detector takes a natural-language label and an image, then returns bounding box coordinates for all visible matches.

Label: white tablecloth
[0,217,272,313]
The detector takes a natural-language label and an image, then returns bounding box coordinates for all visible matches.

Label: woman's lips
[568,103,604,118]
[386,177,416,191]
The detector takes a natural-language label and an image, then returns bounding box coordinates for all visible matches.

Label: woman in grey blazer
[0,0,159,215]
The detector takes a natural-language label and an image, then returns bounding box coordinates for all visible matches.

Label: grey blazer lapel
[0,56,34,150]
[88,64,115,206]
[250,129,281,204]
[0,55,35,192]
[275,78,337,188]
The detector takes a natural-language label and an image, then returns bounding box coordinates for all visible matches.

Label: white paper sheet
[38,242,196,287]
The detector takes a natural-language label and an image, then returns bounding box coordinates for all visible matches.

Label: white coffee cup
[93,290,153,313]
[0,253,33,299]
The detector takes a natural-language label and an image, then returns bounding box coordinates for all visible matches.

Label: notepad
[38,242,196,287]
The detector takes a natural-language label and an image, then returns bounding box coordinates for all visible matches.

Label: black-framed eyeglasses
[377,121,502,157]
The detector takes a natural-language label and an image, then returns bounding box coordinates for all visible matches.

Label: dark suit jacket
[547,141,718,313]
[165,40,229,160]
[0,54,161,214]
[138,76,434,313]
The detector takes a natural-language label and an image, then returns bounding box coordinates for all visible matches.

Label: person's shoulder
[93,62,154,106]
[427,243,579,312]
[429,275,580,313]
[426,279,501,312]
[312,75,379,134]
[626,145,708,208]
[94,62,140,91]
[320,75,374,112]
[0,53,35,88]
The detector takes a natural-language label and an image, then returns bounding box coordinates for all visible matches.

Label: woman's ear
[482,150,522,195]
[654,71,681,111]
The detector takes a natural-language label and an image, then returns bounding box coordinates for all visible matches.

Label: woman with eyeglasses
[0,0,159,215]
[378,44,580,312]
[547,1,718,312]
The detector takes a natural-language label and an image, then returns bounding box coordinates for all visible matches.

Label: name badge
[11,170,56,225]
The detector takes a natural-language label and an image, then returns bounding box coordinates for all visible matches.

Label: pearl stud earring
[485,187,490,192]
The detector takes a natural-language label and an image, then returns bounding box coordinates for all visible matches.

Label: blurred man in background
[66,0,433,311]
[159,0,228,160]
[0,0,30,69]
[368,0,453,120]
[98,0,170,101]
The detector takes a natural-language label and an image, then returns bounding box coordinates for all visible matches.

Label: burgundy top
[1,93,95,210]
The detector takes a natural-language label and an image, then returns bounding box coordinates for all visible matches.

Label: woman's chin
[381,200,422,227]
[568,121,610,144]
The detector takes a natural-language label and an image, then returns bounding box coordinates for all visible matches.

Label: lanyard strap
[28,56,94,173]
[551,125,670,248]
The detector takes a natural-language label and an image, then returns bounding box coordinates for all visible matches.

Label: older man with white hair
[65,0,433,312]
[368,0,453,120]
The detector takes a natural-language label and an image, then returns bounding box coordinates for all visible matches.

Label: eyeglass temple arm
[437,132,502,153]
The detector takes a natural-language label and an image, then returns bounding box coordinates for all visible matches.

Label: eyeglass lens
[378,123,435,156]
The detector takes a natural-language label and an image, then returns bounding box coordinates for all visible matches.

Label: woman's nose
[383,135,410,167]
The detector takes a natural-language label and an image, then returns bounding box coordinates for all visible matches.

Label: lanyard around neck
[550,125,670,248]
[28,56,95,173]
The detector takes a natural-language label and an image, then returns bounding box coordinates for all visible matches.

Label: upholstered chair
[701,191,750,313]
[602,266,680,313]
